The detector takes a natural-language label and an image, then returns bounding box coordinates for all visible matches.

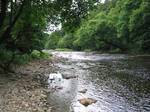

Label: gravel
[0,59,56,112]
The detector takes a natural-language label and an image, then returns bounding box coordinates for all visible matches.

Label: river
[47,51,150,112]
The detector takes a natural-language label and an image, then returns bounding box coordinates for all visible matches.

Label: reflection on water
[48,51,150,112]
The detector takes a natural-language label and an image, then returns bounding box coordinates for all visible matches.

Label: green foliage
[0,47,30,65]
[0,0,149,71]
[54,0,150,53]
[0,47,14,64]
[55,48,73,51]
[73,11,119,51]
[45,31,75,50]
[57,33,75,49]
[0,48,50,67]
[45,31,64,49]
[13,54,31,65]
[31,50,50,59]
[129,0,150,52]
[0,0,96,70]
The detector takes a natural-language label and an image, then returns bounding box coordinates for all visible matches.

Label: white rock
[48,72,62,83]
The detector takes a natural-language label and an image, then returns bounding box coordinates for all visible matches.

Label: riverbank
[0,58,56,112]
[0,51,150,112]
[47,49,150,56]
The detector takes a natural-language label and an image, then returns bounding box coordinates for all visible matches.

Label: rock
[78,98,97,106]
[47,108,52,112]
[48,72,62,83]
[41,94,47,98]
[64,75,78,79]
[0,59,54,112]
[44,89,51,93]
[55,86,63,90]
[78,89,87,94]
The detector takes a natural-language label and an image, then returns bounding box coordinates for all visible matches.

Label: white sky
[101,0,105,3]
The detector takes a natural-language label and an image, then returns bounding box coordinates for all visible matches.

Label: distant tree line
[46,0,150,53]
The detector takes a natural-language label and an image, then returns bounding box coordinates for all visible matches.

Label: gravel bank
[0,59,56,112]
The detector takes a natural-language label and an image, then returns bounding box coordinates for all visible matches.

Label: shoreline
[0,58,57,112]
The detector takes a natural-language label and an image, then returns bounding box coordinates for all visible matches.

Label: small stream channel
[47,51,150,112]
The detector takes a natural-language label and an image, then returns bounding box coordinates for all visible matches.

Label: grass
[55,48,73,51]
[31,50,50,59]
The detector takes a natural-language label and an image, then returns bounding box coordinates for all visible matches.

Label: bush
[57,33,75,49]
[31,50,50,59]
[45,31,64,49]
[0,48,50,69]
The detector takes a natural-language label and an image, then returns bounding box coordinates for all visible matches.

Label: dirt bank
[0,58,56,112]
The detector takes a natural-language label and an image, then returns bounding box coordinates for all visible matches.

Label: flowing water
[47,51,150,112]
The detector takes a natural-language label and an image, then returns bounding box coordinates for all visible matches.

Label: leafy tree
[129,0,150,52]
[57,33,75,49]
[70,0,150,52]
[45,31,64,49]
[0,0,96,71]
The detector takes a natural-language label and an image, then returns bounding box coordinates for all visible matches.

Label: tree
[45,31,64,49]
[0,0,97,71]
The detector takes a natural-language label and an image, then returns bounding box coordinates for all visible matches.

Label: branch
[11,0,25,28]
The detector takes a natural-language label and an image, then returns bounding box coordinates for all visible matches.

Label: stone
[78,89,87,94]
[64,75,78,79]
[55,86,63,90]
[78,98,97,106]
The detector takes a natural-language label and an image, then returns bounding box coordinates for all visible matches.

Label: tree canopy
[0,0,150,71]
[46,0,150,53]
[0,0,97,70]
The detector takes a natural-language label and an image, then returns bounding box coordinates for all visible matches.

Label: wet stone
[63,75,78,79]
[78,98,97,106]
[78,89,87,94]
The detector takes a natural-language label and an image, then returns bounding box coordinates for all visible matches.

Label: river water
[48,51,150,112]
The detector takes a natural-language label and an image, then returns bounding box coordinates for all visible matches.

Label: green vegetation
[0,49,50,72]
[0,0,96,72]
[46,0,150,53]
[0,0,150,72]
[55,48,73,51]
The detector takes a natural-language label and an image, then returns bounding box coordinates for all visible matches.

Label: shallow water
[48,51,150,112]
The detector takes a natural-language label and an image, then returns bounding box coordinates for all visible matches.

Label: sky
[101,0,105,3]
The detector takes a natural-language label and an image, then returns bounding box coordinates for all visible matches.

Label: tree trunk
[0,0,8,28]
[0,0,25,44]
